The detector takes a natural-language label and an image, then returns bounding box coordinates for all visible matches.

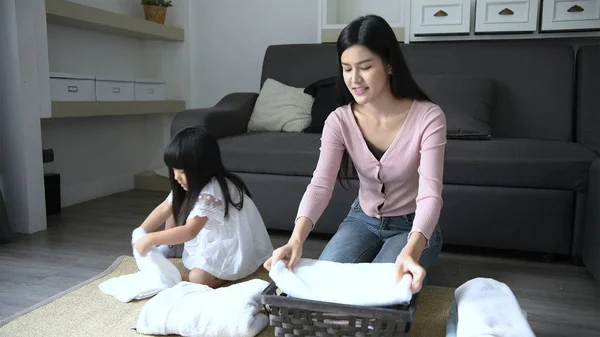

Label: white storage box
[411,0,472,35]
[50,72,96,101]
[475,0,539,33]
[134,78,166,101]
[541,0,600,31]
[95,76,135,101]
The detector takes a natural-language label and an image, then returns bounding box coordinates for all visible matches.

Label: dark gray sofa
[172,43,599,267]
[580,45,600,285]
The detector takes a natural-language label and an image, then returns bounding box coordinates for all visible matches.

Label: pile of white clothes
[269,258,413,306]
[446,277,536,337]
[98,227,269,337]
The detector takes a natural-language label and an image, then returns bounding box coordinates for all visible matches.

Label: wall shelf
[45,0,185,42]
[50,100,186,118]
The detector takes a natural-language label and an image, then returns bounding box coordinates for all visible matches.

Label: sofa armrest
[171,92,259,139]
[583,158,600,286]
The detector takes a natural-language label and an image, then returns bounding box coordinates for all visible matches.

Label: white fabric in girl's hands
[269,258,413,306]
[454,277,535,337]
[98,227,182,302]
[165,178,274,281]
[136,279,270,337]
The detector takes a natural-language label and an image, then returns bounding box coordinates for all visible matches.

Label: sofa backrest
[261,43,575,141]
[576,45,600,155]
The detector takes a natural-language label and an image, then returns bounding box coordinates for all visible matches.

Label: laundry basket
[261,282,417,337]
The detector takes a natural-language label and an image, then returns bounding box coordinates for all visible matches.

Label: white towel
[454,277,535,337]
[98,227,182,302]
[136,279,270,337]
[269,258,412,306]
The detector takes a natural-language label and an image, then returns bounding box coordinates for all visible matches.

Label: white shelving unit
[318,0,407,42]
[44,0,188,118]
[36,0,192,211]
[405,0,600,43]
[317,0,600,44]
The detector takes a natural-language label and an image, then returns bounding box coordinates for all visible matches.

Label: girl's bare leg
[163,215,177,249]
[165,214,176,230]
[186,268,225,288]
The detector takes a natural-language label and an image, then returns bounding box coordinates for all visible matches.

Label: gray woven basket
[261,282,417,337]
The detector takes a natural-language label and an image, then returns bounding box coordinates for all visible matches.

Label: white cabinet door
[411,0,472,35]
[475,0,539,33]
[541,0,600,31]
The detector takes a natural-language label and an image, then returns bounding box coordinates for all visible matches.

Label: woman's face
[340,44,391,105]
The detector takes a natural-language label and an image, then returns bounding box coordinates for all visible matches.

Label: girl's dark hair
[335,14,431,187]
[164,127,251,225]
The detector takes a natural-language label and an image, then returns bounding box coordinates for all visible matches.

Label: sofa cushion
[303,76,340,134]
[219,132,322,177]
[247,78,313,133]
[220,134,597,192]
[414,74,496,140]
[444,139,598,192]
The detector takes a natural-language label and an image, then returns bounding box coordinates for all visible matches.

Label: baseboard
[134,171,170,192]
[61,174,134,207]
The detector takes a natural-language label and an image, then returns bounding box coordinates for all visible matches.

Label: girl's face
[340,44,391,106]
[173,169,188,191]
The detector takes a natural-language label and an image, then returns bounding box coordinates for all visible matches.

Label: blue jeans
[319,198,443,273]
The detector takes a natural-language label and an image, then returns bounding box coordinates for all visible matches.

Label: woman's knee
[419,226,443,270]
[188,268,225,288]
[318,220,381,263]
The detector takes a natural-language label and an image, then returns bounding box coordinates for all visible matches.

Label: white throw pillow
[247,78,313,132]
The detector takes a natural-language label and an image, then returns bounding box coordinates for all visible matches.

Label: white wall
[0,0,48,233]
[42,0,191,207]
[189,0,320,108]
[337,0,405,26]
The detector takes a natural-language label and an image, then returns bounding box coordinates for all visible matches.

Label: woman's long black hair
[335,14,432,187]
[164,127,251,225]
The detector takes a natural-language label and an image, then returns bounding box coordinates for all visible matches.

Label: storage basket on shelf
[261,281,418,337]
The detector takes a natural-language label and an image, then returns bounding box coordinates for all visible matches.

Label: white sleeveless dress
[166,178,273,281]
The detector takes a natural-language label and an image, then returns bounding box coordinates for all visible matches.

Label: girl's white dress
[166,178,273,281]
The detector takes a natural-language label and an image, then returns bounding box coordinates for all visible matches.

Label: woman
[264,14,446,294]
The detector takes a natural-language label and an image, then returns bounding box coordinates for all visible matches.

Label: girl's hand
[264,239,303,271]
[133,234,154,256]
[395,252,426,294]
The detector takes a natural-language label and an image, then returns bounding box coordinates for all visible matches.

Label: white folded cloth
[98,227,182,302]
[454,277,535,337]
[136,279,270,337]
[269,258,413,306]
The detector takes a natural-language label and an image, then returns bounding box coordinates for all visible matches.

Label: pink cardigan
[296,100,447,243]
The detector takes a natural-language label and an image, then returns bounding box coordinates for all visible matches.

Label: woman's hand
[395,252,426,294]
[133,234,154,256]
[264,239,303,272]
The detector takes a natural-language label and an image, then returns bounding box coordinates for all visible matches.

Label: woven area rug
[0,256,455,337]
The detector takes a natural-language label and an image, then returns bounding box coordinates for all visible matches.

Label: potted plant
[141,0,172,24]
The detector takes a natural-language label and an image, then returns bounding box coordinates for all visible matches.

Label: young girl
[133,127,274,288]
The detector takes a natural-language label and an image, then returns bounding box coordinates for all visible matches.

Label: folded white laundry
[269,258,413,306]
[98,227,182,302]
[454,277,535,337]
[136,279,270,337]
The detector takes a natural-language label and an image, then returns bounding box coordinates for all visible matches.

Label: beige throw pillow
[248,78,313,133]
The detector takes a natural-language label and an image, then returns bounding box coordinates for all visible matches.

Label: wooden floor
[0,190,599,336]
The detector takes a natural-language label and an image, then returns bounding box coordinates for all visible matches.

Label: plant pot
[143,5,167,24]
